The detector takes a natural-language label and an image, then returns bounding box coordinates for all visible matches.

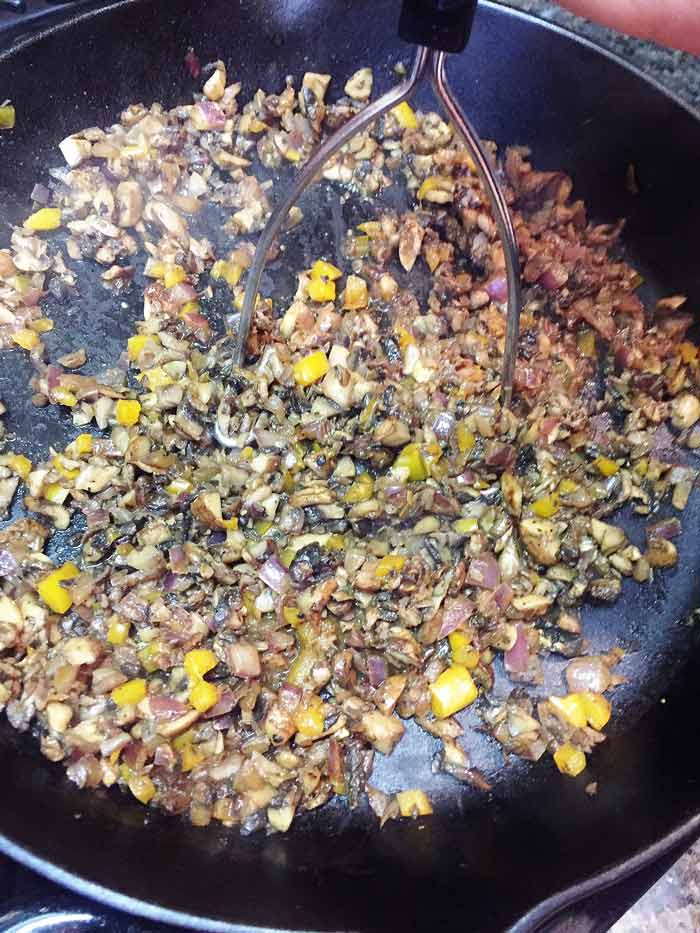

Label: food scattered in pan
[0,57,697,833]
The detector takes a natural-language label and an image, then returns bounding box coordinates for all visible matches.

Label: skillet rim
[0,1,698,929]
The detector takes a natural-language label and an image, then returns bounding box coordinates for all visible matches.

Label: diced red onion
[169,545,187,574]
[23,288,43,308]
[184,47,201,78]
[163,572,178,592]
[494,583,513,610]
[168,282,198,306]
[0,549,18,577]
[504,623,529,674]
[154,744,176,768]
[278,682,302,712]
[211,714,234,731]
[432,412,455,441]
[461,469,476,484]
[202,689,235,719]
[367,654,388,687]
[149,695,189,721]
[346,628,365,648]
[85,508,109,530]
[259,556,289,594]
[485,275,508,302]
[439,598,475,637]
[209,529,226,545]
[466,553,500,589]
[30,183,51,205]
[47,365,61,391]
[565,656,612,694]
[539,263,569,291]
[227,642,261,678]
[646,517,682,541]
[194,100,226,131]
[485,444,516,470]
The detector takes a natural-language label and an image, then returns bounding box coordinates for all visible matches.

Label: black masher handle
[398,0,477,53]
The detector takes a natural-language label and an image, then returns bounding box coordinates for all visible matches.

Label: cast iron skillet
[0,1,700,930]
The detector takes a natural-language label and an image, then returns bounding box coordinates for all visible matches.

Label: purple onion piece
[259,556,289,594]
[504,624,529,674]
[367,654,388,687]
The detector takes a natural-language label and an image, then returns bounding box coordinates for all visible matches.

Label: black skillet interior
[1,1,700,930]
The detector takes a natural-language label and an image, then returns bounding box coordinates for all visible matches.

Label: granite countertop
[499,7,700,929]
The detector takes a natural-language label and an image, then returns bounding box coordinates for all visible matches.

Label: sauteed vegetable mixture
[0,59,696,832]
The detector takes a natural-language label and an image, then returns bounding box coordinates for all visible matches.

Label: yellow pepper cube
[343,274,369,310]
[396,327,415,349]
[138,640,161,673]
[24,208,61,232]
[11,329,40,351]
[111,677,147,707]
[180,742,205,772]
[558,478,579,495]
[107,618,130,646]
[392,443,429,482]
[52,387,78,407]
[52,455,80,481]
[453,517,479,535]
[6,454,32,480]
[417,175,453,202]
[549,694,588,729]
[577,330,596,358]
[44,483,69,505]
[283,606,302,627]
[581,692,612,731]
[430,664,478,719]
[127,334,159,361]
[73,434,93,456]
[345,473,374,503]
[309,260,342,281]
[144,260,165,279]
[0,104,16,129]
[375,554,406,579]
[307,277,336,302]
[456,423,476,454]
[357,221,381,238]
[164,478,192,496]
[140,367,174,391]
[293,350,330,387]
[294,695,325,739]
[115,399,141,426]
[189,679,219,713]
[531,494,560,518]
[593,456,620,477]
[391,101,418,129]
[127,773,156,804]
[184,648,218,680]
[396,789,433,817]
[37,562,80,614]
[448,631,479,669]
[163,263,187,288]
[32,318,54,334]
[553,743,586,777]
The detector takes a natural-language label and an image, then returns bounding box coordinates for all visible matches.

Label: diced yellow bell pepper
[3,453,32,480]
[326,534,346,551]
[24,208,61,232]
[548,693,588,729]
[456,423,476,454]
[391,101,418,129]
[127,334,159,360]
[111,677,147,707]
[417,175,453,201]
[32,317,54,333]
[253,519,272,536]
[453,517,479,535]
[8,274,30,295]
[138,640,161,673]
[189,680,219,713]
[283,606,302,627]
[0,104,16,129]
[125,770,156,804]
[144,260,165,279]
[211,259,243,286]
[357,221,381,237]
[37,562,79,614]
[558,478,579,495]
[180,741,205,772]
[448,631,479,669]
[310,260,342,281]
[392,443,429,482]
[396,789,433,817]
[375,554,406,578]
[307,277,336,302]
[343,274,369,310]
[115,399,141,426]
[240,446,254,460]
[73,434,94,456]
[11,329,40,351]
[293,350,329,387]
[593,456,619,477]
[44,483,69,505]
[140,367,174,391]
[580,691,612,731]
[107,618,130,646]
[345,472,374,503]
[396,327,415,349]
[52,387,78,407]
[163,263,187,288]
[430,664,478,719]
[294,694,325,739]
[172,729,195,753]
[287,647,316,687]
[53,455,80,481]
[553,743,586,777]
[164,478,192,496]
[680,341,697,364]
[531,494,560,518]
[184,648,218,680]
[577,330,596,358]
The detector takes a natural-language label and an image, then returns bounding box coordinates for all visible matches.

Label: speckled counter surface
[497,7,700,929]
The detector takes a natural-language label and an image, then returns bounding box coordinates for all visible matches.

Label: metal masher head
[220,0,521,447]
